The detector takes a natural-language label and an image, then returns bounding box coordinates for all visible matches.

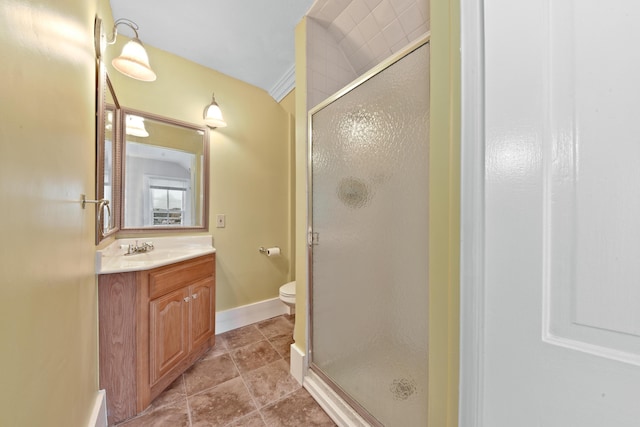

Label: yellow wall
[102,9,293,311]
[293,17,309,348]
[0,0,100,425]
[279,89,296,116]
[429,0,461,425]
[279,89,297,285]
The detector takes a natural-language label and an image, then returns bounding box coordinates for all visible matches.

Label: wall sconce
[125,115,149,137]
[94,17,156,82]
[203,93,227,128]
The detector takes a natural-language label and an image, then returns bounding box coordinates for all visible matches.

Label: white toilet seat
[279,281,296,305]
[279,281,296,297]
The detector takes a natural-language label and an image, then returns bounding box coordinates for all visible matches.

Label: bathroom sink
[96,236,215,274]
[121,248,207,263]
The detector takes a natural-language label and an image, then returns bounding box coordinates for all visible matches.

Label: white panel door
[462,0,640,425]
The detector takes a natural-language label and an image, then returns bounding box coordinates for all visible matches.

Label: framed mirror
[96,60,120,244]
[120,108,209,231]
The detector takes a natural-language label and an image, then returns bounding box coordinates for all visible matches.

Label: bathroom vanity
[96,237,215,424]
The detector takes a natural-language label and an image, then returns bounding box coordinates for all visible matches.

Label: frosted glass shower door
[310,41,430,426]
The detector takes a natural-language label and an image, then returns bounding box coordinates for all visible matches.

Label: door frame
[459,0,485,425]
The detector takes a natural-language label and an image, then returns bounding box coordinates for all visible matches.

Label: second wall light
[203,93,227,129]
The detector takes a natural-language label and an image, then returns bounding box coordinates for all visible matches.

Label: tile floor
[116,315,336,427]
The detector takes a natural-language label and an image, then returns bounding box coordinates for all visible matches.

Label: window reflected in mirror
[121,109,209,231]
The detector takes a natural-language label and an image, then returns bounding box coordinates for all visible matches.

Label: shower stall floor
[312,341,428,426]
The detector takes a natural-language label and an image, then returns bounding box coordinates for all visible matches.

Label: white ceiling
[109,0,315,99]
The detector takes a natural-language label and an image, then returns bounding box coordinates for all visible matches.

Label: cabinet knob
[192,293,198,299]
[183,296,191,302]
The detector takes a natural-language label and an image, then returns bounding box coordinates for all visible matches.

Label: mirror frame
[96,60,121,244]
[119,108,210,233]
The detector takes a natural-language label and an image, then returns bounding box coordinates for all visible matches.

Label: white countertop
[96,235,215,274]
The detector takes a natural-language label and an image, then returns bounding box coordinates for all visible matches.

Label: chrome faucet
[124,240,154,255]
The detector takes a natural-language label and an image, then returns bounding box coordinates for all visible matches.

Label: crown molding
[269,64,296,102]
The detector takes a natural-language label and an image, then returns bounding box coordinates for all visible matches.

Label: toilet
[279,281,296,314]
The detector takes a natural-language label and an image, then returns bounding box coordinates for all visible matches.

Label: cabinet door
[190,277,215,350]
[149,287,189,385]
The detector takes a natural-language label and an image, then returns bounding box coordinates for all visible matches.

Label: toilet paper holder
[259,246,280,256]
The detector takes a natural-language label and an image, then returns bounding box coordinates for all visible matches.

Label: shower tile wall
[307,0,430,108]
[307,18,358,109]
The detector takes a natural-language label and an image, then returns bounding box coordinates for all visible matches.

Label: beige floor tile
[268,334,294,360]
[148,375,186,410]
[221,324,265,350]
[225,411,267,427]
[256,316,294,339]
[230,340,282,374]
[189,377,256,427]
[184,353,239,395]
[243,359,301,407]
[261,388,337,427]
[200,337,228,360]
[116,399,190,427]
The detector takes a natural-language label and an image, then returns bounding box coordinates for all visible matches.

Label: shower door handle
[308,231,319,246]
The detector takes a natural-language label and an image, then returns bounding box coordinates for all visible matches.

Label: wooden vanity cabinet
[149,277,214,384]
[99,253,215,425]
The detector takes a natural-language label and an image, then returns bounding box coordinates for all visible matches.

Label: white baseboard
[216,297,289,334]
[290,343,306,384]
[304,371,370,427]
[88,390,107,427]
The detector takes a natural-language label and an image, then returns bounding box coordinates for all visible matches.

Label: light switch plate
[216,214,225,228]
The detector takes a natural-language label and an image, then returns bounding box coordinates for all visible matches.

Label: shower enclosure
[308,37,430,426]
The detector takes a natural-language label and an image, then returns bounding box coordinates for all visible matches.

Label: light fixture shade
[126,115,149,137]
[112,38,157,82]
[106,111,113,131]
[203,94,227,128]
